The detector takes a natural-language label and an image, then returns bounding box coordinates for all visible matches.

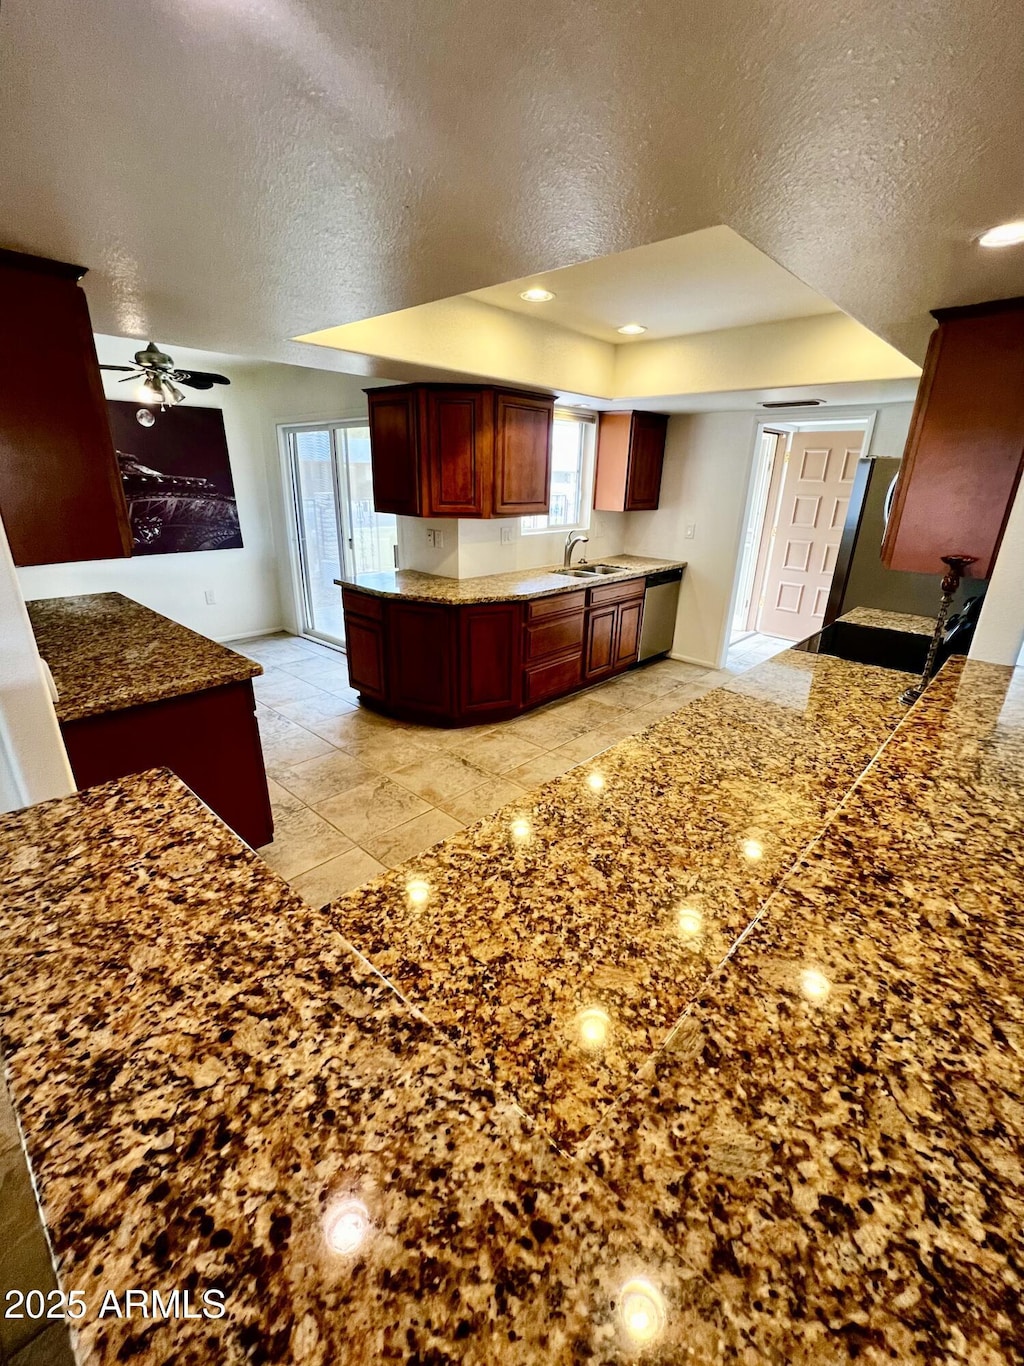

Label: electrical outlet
[204,589,216,605]
[426,529,435,547]
[684,523,696,540]
[500,526,513,545]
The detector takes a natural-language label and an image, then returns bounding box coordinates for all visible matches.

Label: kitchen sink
[556,563,624,577]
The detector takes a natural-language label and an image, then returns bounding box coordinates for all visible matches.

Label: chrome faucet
[563,530,590,567]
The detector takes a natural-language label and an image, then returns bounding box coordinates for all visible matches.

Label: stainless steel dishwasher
[638,566,684,661]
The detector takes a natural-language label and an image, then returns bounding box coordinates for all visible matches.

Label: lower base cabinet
[60,679,274,848]
[342,579,645,726]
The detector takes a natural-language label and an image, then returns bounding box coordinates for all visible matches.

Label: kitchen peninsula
[25,592,273,846]
[1,649,1022,1362]
[338,554,686,725]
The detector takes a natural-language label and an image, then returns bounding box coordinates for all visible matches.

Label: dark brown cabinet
[366,389,423,516]
[367,383,554,519]
[492,392,553,514]
[593,411,669,512]
[342,578,643,725]
[460,603,522,714]
[344,589,387,699]
[584,579,645,681]
[882,297,1024,580]
[61,681,273,849]
[0,249,132,566]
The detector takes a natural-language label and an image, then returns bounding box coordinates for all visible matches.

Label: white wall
[0,515,74,814]
[971,472,1024,666]
[18,337,285,639]
[622,402,916,667]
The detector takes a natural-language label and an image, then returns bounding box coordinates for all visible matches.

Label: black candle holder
[899,554,977,705]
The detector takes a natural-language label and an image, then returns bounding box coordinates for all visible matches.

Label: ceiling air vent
[760,398,825,408]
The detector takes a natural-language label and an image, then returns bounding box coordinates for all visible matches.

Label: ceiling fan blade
[99,365,138,372]
[116,372,143,383]
[171,369,230,387]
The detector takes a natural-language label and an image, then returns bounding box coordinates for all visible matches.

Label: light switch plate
[685,523,696,540]
[500,526,513,544]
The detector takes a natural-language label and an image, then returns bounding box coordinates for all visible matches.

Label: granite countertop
[838,605,938,636]
[3,650,1023,1362]
[26,592,262,723]
[335,554,686,604]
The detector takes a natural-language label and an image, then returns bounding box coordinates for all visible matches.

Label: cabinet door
[458,603,520,715]
[625,413,668,510]
[492,393,553,515]
[425,389,487,516]
[368,390,422,516]
[388,602,453,715]
[0,252,131,567]
[346,616,386,699]
[584,604,618,679]
[614,599,644,667]
[881,308,1024,579]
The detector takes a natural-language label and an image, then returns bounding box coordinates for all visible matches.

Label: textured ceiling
[467,228,838,342]
[2,0,1023,373]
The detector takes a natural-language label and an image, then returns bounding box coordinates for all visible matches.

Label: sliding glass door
[284,422,397,646]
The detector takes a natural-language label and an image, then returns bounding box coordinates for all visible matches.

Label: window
[521,413,592,533]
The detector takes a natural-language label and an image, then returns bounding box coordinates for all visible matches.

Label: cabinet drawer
[523,652,582,705]
[527,590,586,622]
[525,612,585,662]
[342,587,384,621]
[588,577,645,607]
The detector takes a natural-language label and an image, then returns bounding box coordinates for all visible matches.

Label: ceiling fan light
[141,374,165,405]
[163,379,186,405]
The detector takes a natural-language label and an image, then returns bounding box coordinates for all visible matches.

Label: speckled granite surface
[0,772,689,1364]
[336,554,686,604]
[327,649,916,1149]
[26,593,261,723]
[4,653,1023,1364]
[577,656,1024,1364]
[838,605,937,636]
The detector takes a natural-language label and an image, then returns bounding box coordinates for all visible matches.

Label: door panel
[388,603,453,715]
[426,389,486,516]
[368,391,422,515]
[459,603,520,713]
[757,430,864,641]
[492,394,553,515]
[584,605,618,679]
[625,413,668,510]
[615,599,643,666]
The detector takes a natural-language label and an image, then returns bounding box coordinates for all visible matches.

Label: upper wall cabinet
[593,411,669,512]
[882,297,1024,579]
[0,249,132,566]
[367,383,553,519]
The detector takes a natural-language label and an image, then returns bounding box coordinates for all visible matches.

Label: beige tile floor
[236,628,789,907]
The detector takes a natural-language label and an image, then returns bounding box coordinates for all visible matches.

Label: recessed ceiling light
[520,287,555,302]
[616,323,647,335]
[978,221,1024,248]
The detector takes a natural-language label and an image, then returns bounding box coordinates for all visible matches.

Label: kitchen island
[26,592,273,846]
[337,554,686,725]
[1,649,1022,1362]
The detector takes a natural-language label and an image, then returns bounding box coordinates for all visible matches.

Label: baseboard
[668,651,718,669]
[218,627,284,644]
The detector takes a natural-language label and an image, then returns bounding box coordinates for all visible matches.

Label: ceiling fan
[100,342,230,413]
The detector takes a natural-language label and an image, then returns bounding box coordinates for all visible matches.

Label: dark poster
[107,400,243,555]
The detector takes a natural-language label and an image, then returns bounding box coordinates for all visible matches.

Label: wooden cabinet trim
[526,590,587,621]
[588,577,645,607]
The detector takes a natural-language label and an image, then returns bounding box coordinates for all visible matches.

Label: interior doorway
[733,418,874,643]
[283,421,398,647]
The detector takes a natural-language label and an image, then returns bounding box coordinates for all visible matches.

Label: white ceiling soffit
[298,299,919,400]
[562,377,922,415]
[467,227,839,343]
[2,1,1024,371]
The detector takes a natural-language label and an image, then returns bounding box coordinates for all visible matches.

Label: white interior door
[757,429,864,641]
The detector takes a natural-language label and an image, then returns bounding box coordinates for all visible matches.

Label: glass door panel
[338,426,398,576]
[288,428,346,645]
